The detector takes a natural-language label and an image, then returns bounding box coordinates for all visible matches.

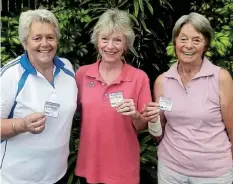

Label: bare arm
[132,112,148,131]
[116,99,148,131]
[153,74,167,135]
[1,113,46,140]
[219,69,233,159]
[117,73,152,131]
[150,74,167,143]
[1,118,26,140]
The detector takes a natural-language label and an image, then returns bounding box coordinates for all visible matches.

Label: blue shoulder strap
[61,66,74,78]
[8,70,29,118]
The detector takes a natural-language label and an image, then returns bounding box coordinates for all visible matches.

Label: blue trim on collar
[53,56,65,78]
[54,56,65,68]
[52,57,67,87]
[20,54,37,75]
[19,53,69,87]
[20,54,66,76]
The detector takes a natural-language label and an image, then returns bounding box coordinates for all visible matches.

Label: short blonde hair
[172,12,213,50]
[91,8,135,52]
[18,9,60,47]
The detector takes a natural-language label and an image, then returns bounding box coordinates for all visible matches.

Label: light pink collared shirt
[158,57,232,177]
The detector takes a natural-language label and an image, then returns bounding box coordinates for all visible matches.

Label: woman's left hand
[116,99,139,119]
[142,102,160,122]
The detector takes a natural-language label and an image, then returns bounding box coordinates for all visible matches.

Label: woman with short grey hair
[172,12,213,55]
[18,9,61,48]
[0,9,77,184]
[147,12,233,184]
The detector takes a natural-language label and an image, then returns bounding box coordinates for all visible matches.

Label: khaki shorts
[158,160,233,184]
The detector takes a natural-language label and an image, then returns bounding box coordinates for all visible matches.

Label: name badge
[109,92,124,107]
[44,101,60,118]
[159,97,172,112]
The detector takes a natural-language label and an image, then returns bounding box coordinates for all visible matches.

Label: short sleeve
[60,57,75,76]
[137,72,152,112]
[75,66,86,110]
[0,68,18,118]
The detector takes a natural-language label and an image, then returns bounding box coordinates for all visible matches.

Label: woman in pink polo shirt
[75,9,159,184]
[148,12,233,184]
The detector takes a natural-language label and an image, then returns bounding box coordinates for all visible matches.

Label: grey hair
[172,12,213,50]
[91,8,135,52]
[18,9,60,47]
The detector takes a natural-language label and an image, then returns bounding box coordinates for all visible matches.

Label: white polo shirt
[0,54,77,184]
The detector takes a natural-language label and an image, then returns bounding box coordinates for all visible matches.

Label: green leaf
[145,0,153,15]
[215,32,225,38]
[205,50,213,57]
[147,145,157,152]
[158,18,165,29]
[0,37,7,42]
[221,37,232,48]
[216,41,225,52]
[152,63,159,71]
[222,25,231,31]
[166,42,175,57]
[67,172,74,184]
[138,0,144,15]
[133,0,139,17]
[130,47,139,57]
[210,40,216,47]
[128,14,139,26]
[140,18,151,34]
[118,0,128,8]
[144,154,157,164]
[76,178,82,184]
[68,155,77,169]
[140,135,152,145]
[0,47,6,52]
[11,37,21,45]
[0,55,11,64]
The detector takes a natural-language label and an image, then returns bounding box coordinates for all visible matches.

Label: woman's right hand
[142,102,160,122]
[21,112,46,134]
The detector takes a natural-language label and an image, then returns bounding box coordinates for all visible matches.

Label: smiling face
[25,21,58,67]
[175,23,206,64]
[97,31,126,64]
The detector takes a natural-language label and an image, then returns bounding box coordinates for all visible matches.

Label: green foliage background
[1,0,233,183]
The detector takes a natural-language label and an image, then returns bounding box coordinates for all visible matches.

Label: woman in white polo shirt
[0,9,77,184]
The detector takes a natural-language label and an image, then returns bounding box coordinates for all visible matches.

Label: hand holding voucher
[142,102,160,123]
[116,99,140,119]
[23,112,46,134]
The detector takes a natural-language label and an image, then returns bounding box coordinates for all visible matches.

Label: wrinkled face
[175,23,206,64]
[97,31,126,63]
[25,21,58,67]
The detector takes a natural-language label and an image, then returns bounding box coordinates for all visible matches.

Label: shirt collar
[20,53,37,75]
[20,53,65,75]
[164,57,215,80]
[86,60,133,83]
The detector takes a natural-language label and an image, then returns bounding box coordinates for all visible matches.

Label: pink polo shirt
[158,57,232,177]
[75,61,152,184]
